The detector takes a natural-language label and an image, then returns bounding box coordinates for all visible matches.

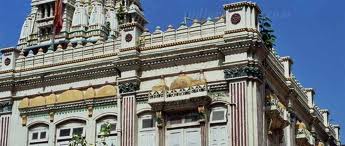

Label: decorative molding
[223,1,261,12]
[119,82,140,93]
[140,35,223,51]
[224,65,263,80]
[224,28,260,35]
[19,97,117,115]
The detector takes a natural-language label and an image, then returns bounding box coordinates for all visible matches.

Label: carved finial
[21,115,28,126]
[88,106,93,117]
[192,19,200,24]
[37,48,44,55]
[49,112,55,122]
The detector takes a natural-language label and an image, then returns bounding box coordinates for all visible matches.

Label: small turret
[120,2,147,48]
[87,0,108,42]
[105,0,119,38]
[70,0,89,42]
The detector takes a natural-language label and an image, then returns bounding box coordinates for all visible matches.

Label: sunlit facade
[0,0,341,146]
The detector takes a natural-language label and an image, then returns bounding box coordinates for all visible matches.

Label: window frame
[166,112,200,128]
[57,126,85,140]
[139,114,156,131]
[29,128,49,144]
[97,121,117,136]
[210,107,227,124]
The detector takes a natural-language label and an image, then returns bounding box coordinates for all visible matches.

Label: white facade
[0,1,341,146]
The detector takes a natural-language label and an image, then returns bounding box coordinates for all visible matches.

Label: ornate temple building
[0,0,341,146]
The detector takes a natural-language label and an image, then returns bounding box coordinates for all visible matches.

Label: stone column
[156,111,165,146]
[50,3,54,17]
[119,79,139,146]
[48,122,56,146]
[86,120,96,144]
[44,4,48,18]
[224,64,264,146]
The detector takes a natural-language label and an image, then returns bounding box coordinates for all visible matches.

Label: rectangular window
[210,108,227,124]
[185,113,199,123]
[212,111,225,121]
[142,119,154,129]
[72,127,83,136]
[59,129,71,137]
[30,130,48,144]
[32,132,39,140]
[40,131,47,139]
[110,123,116,132]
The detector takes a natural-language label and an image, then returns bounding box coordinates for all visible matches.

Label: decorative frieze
[19,97,117,115]
[224,65,263,80]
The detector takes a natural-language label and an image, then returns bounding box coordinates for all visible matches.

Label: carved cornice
[120,22,145,31]
[119,46,140,52]
[223,1,261,12]
[0,47,20,54]
[224,28,260,35]
[0,62,118,88]
[224,65,263,80]
[17,52,118,72]
[140,35,223,52]
[19,97,117,115]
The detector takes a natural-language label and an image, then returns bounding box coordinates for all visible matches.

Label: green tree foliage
[259,14,276,49]
[69,135,88,146]
[68,122,112,146]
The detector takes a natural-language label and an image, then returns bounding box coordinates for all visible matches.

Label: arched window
[138,113,156,146]
[56,119,86,146]
[28,123,49,146]
[209,106,228,146]
[96,115,117,146]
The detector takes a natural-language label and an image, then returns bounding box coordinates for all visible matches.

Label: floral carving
[119,82,140,93]
[224,65,263,79]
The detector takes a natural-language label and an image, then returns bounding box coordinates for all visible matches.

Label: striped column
[0,115,10,146]
[200,122,207,146]
[229,81,247,146]
[121,96,136,146]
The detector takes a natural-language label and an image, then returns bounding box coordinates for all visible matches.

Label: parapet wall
[14,40,121,70]
[141,17,226,47]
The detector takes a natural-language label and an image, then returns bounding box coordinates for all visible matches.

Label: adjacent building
[0,0,341,146]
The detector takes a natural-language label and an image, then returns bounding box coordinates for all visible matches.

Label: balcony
[296,124,315,146]
[265,94,289,129]
[148,85,211,111]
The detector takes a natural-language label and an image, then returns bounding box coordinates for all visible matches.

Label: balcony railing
[296,127,315,146]
[148,85,211,111]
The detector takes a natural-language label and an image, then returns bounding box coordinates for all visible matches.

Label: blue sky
[0,0,344,142]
